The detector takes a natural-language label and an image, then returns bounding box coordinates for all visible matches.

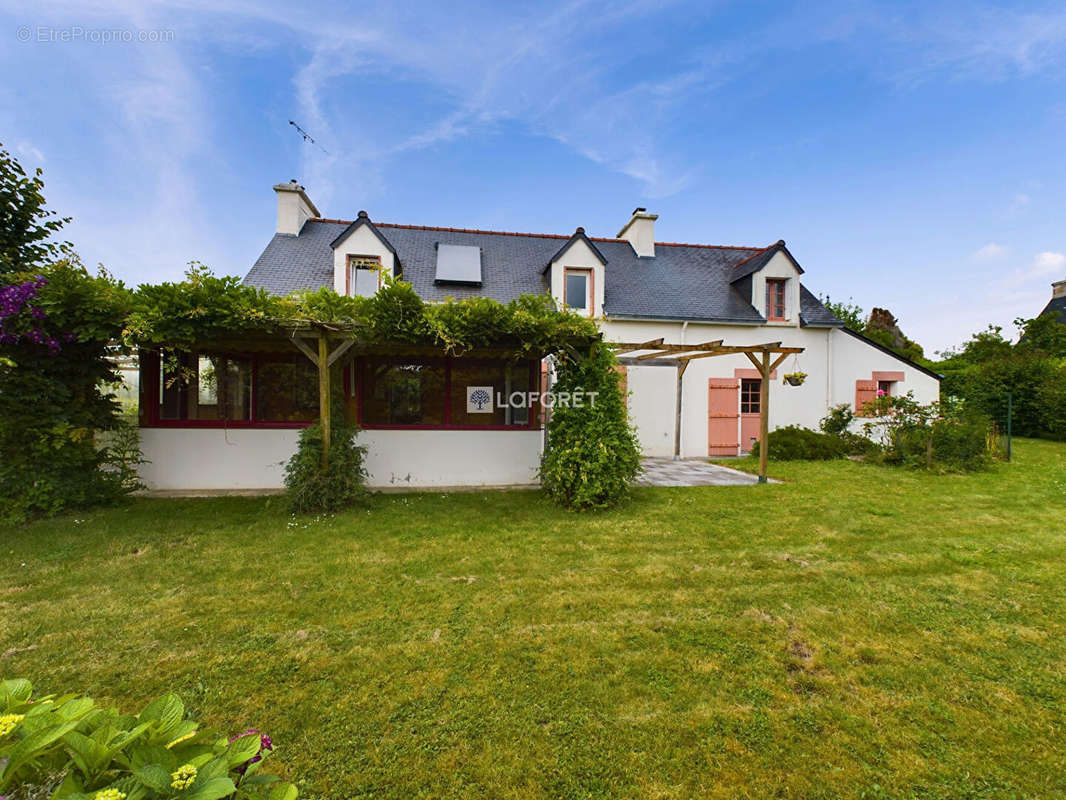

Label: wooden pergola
[284,321,361,468]
[609,338,804,483]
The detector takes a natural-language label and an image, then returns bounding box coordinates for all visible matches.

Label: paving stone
[636,458,770,487]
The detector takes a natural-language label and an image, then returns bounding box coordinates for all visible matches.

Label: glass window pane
[362,360,446,425]
[741,378,761,414]
[450,361,531,427]
[353,267,378,297]
[257,358,319,421]
[566,272,588,310]
[158,352,250,421]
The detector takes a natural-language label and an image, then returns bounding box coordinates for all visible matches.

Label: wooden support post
[759,350,770,483]
[673,360,688,461]
[318,331,331,469]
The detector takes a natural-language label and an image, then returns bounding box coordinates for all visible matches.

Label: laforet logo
[467,386,493,413]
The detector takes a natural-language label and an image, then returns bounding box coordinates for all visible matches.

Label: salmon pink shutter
[855,379,877,416]
[708,378,740,456]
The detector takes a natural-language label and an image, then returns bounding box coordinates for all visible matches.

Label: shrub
[863,392,996,471]
[284,421,369,514]
[0,262,135,523]
[540,343,641,509]
[818,404,880,456]
[819,403,854,436]
[0,678,297,799]
[751,426,845,461]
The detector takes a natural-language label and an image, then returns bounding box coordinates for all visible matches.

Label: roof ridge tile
[308,218,759,250]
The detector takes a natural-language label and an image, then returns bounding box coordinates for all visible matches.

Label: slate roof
[244,218,843,327]
[1037,295,1066,323]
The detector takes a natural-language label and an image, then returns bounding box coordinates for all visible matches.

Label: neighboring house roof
[244,218,842,326]
[1036,295,1066,323]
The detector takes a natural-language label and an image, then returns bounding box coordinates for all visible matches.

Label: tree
[820,295,865,331]
[0,142,71,275]
[1016,313,1066,358]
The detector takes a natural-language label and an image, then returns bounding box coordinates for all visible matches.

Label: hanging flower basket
[783,371,807,386]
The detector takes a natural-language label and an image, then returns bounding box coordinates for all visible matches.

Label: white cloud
[15,141,44,162]
[1031,250,1066,276]
[993,250,1066,289]
[973,242,1007,261]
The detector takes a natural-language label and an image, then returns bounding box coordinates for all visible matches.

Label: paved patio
[637,457,770,487]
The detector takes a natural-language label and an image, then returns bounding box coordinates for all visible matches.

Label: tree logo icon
[467,386,493,413]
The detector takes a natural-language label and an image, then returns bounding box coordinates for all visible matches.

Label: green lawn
[3,440,1066,799]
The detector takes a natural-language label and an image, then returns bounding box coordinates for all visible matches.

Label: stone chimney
[617,207,658,257]
[274,180,320,236]
[1053,279,1066,299]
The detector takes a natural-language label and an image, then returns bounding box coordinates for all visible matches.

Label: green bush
[818,403,854,436]
[0,678,297,799]
[751,426,845,461]
[540,343,641,509]
[0,262,136,523]
[817,404,880,456]
[284,422,369,514]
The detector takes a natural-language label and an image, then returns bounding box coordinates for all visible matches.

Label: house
[1036,279,1066,324]
[135,181,940,491]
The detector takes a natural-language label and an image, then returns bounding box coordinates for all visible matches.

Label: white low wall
[138,428,543,491]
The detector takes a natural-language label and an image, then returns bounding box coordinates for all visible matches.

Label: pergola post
[318,331,331,469]
[611,339,802,485]
[288,325,357,471]
[673,360,688,461]
[758,350,770,483]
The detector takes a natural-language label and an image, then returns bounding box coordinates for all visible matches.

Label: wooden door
[708,378,739,456]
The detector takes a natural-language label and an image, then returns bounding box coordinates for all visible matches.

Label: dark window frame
[740,378,761,414]
[355,355,540,431]
[141,350,542,432]
[141,350,318,429]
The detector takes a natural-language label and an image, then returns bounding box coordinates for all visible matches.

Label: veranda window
[361,360,447,426]
[358,357,537,429]
[160,352,251,421]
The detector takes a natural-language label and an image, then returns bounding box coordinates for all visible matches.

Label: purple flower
[229,729,273,775]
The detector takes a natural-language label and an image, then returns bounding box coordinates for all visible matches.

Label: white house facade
[135,181,940,491]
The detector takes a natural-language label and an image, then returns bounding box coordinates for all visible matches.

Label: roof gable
[545,227,607,272]
[329,211,398,257]
[730,240,804,282]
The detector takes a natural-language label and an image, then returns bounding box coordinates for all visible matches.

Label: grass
[3,440,1066,799]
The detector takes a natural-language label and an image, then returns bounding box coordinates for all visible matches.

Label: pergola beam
[608,337,807,482]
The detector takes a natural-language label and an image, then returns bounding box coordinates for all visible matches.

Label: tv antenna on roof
[288,119,330,155]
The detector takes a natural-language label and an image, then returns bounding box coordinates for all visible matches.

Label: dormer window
[565,268,592,316]
[348,255,381,297]
[766,278,787,321]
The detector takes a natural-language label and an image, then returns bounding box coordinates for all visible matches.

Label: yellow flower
[170,763,198,790]
[0,713,24,737]
[93,790,126,800]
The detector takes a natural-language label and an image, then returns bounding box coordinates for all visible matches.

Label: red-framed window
[740,378,761,414]
[356,356,539,430]
[564,268,593,317]
[140,350,319,428]
[140,351,541,431]
[877,380,894,397]
[766,278,787,321]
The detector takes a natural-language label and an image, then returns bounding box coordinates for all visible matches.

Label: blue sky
[2,0,1065,353]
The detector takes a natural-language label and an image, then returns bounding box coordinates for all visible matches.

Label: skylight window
[435,244,482,285]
